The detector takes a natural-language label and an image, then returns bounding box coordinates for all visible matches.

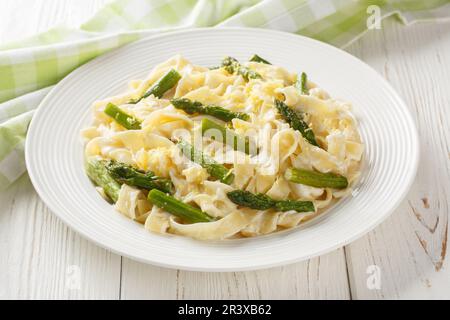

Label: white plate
[26,28,419,271]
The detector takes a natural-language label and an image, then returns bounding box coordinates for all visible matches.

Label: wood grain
[0,175,121,299]
[0,0,449,299]
[344,19,450,299]
[0,0,121,300]
[120,248,350,300]
[0,0,108,43]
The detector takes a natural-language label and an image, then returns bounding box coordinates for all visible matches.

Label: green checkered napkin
[0,0,449,188]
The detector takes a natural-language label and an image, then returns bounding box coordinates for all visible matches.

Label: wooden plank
[0,175,121,299]
[0,0,121,300]
[0,0,109,44]
[120,248,350,300]
[344,20,450,299]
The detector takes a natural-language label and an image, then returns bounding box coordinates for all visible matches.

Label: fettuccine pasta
[82,54,363,240]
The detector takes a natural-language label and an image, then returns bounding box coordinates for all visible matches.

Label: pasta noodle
[82,55,363,240]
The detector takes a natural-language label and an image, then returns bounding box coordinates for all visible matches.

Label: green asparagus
[148,189,214,223]
[249,54,271,65]
[104,103,141,130]
[85,158,121,203]
[226,190,275,210]
[274,99,319,147]
[171,98,249,122]
[295,72,309,95]
[105,160,174,194]
[201,118,256,155]
[221,56,262,80]
[275,200,315,213]
[227,190,315,213]
[221,56,239,74]
[132,68,181,103]
[177,140,234,184]
[285,168,348,189]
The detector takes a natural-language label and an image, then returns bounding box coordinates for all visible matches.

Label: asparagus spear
[104,103,141,130]
[227,190,275,210]
[177,140,234,184]
[275,199,315,213]
[201,118,256,155]
[221,57,239,73]
[285,168,348,189]
[274,99,319,147]
[295,72,309,95]
[221,56,262,80]
[249,54,271,65]
[148,189,214,223]
[85,158,121,203]
[221,56,240,74]
[227,190,315,212]
[105,160,174,194]
[171,98,249,122]
[132,68,181,103]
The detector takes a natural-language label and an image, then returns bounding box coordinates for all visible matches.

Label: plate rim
[25,27,420,271]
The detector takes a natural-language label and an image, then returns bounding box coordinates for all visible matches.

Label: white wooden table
[1,0,449,300]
